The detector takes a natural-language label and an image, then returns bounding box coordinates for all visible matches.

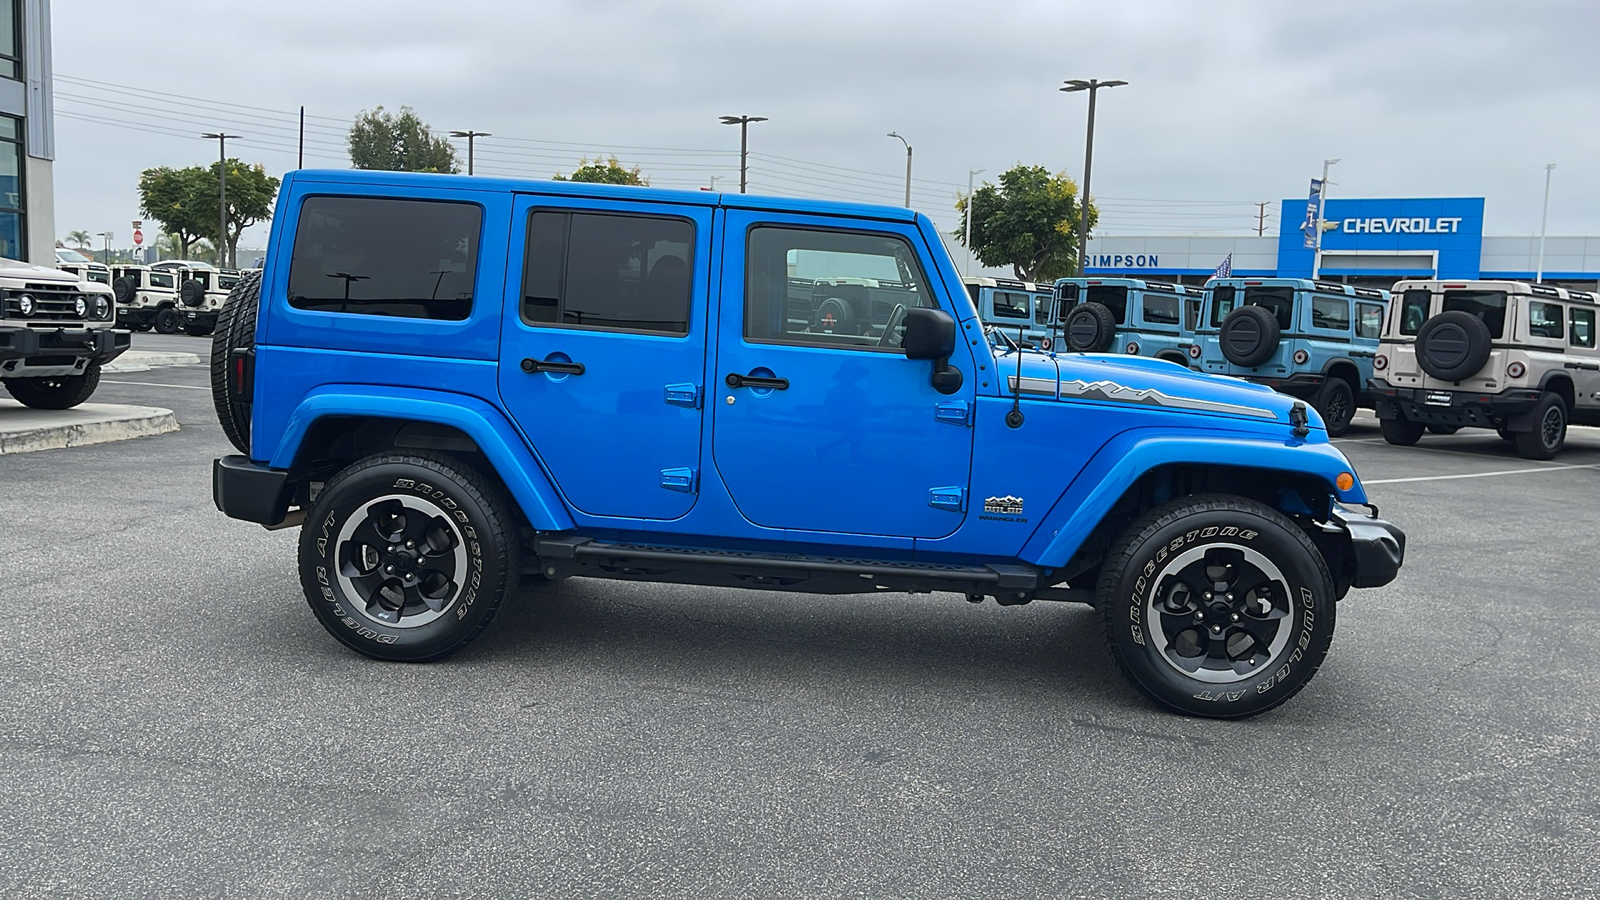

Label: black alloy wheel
[1313,377,1355,437]
[1514,393,1567,460]
[155,307,183,334]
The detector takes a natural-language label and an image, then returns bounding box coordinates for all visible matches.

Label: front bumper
[1329,505,1405,590]
[214,455,297,527]
[0,325,130,364]
[1368,378,1540,428]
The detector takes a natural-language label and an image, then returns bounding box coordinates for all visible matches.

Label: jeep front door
[499,196,713,521]
[712,212,975,539]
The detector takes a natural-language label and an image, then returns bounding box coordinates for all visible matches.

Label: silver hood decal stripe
[1008,375,1278,419]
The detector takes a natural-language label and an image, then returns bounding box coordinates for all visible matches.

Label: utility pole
[450,130,491,176]
[719,115,767,193]
[1255,201,1269,237]
[1536,163,1556,283]
[1060,78,1128,277]
[1312,158,1340,279]
[887,132,912,208]
[201,132,241,268]
[964,168,984,276]
[98,231,111,265]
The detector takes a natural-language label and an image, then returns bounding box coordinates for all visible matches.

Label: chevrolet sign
[1341,217,1465,234]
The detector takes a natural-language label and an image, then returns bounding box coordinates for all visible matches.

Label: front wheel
[1313,378,1356,437]
[1514,392,1567,460]
[298,452,521,662]
[1380,416,1424,446]
[3,363,102,409]
[1098,494,1337,718]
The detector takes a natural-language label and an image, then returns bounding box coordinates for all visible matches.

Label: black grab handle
[521,358,586,375]
[725,372,789,391]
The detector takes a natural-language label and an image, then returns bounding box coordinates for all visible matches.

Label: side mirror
[903,307,963,395]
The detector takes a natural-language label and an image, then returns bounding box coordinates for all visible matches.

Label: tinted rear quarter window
[1311,295,1351,331]
[289,196,481,321]
[991,290,1030,320]
[1142,293,1180,325]
[1571,307,1596,348]
[1528,301,1564,339]
[1356,302,1384,339]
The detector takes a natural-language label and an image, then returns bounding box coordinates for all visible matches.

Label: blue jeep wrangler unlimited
[211,170,1403,718]
[1195,278,1390,437]
[1053,277,1204,366]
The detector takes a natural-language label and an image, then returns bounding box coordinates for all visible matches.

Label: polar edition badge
[981,495,1027,522]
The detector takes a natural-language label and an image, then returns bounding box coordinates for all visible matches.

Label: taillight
[1374,354,1388,371]
[1188,344,1202,359]
[1507,361,1526,378]
[1126,341,1140,355]
[1293,349,1309,365]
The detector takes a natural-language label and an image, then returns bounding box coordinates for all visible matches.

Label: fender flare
[267,385,575,532]
[1020,427,1366,568]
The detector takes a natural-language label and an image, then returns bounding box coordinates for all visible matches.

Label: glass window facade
[0,110,21,260]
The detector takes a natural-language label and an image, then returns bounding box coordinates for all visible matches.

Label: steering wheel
[877,303,907,348]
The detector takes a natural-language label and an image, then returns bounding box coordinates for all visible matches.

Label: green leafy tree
[553,156,648,186]
[953,164,1097,282]
[65,229,92,250]
[190,160,280,268]
[348,105,459,173]
[138,166,215,260]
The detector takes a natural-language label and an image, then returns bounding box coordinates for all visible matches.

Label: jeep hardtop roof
[286,168,920,224]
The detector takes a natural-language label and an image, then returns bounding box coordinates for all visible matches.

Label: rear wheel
[1380,416,1424,446]
[1313,378,1355,437]
[154,307,183,334]
[1098,494,1336,718]
[1514,393,1567,460]
[1426,424,1459,435]
[298,452,520,662]
[3,362,102,410]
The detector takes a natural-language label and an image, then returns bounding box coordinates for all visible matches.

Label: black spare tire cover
[1064,302,1116,352]
[112,277,134,304]
[1219,305,1282,367]
[180,279,206,307]
[1415,310,1492,381]
[811,296,856,335]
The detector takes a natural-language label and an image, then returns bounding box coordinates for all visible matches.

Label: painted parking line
[1366,463,1600,485]
[102,380,210,391]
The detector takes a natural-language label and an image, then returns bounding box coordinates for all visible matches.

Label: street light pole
[449,130,492,176]
[201,132,241,267]
[1536,163,1556,283]
[887,132,912,208]
[98,231,111,265]
[1060,78,1127,275]
[1312,157,1340,279]
[719,115,767,193]
[964,168,983,276]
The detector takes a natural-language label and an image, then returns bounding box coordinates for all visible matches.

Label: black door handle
[726,372,789,391]
[521,357,585,375]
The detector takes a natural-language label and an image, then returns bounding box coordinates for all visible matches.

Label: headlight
[96,295,110,318]
[75,295,87,317]
[18,294,34,317]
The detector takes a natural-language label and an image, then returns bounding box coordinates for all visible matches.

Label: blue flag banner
[1212,253,1233,279]
[1302,178,1323,249]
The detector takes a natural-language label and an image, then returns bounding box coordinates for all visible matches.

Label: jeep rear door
[711,209,975,539]
[498,195,713,521]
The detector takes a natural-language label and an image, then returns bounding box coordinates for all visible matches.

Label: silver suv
[1369,279,1599,459]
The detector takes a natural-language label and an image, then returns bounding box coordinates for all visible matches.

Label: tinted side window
[149,271,175,289]
[1034,294,1051,325]
[521,211,693,334]
[1571,308,1596,348]
[991,290,1030,320]
[745,226,931,350]
[1399,289,1430,335]
[1210,285,1236,326]
[1142,293,1180,325]
[1311,295,1351,331]
[289,196,481,321]
[1356,303,1384,339]
[1528,301,1564,339]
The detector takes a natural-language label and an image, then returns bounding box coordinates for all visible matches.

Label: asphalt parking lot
[3,334,1598,899]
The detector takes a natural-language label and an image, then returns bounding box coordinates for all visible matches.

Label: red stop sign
[133,229,144,246]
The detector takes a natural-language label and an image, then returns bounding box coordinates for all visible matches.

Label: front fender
[269,385,574,532]
[1021,427,1367,568]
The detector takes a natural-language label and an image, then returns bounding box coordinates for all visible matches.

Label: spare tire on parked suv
[112,277,134,305]
[1219,305,1281,368]
[1414,310,1491,382]
[211,270,262,454]
[1063,302,1116,352]
[180,279,206,308]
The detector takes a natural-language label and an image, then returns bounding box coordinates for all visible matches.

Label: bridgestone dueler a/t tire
[298,452,521,662]
[1097,494,1337,719]
[210,270,261,454]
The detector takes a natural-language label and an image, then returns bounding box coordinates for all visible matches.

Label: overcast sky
[49,0,1600,253]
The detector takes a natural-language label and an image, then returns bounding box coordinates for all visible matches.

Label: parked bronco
[1194,278,1389,437]
[1369,279,1599,459]
[1054,277,1204,366]
[210,170,1404,718]
[110,265,183,333]
[0,256,126,408]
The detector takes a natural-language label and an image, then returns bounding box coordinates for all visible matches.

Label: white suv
[110,265,183,333]
[1369,279,1599,459]
[1,257,125,408]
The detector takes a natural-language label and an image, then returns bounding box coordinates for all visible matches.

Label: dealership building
[0,0,53,263]
[1084,197,1600,291]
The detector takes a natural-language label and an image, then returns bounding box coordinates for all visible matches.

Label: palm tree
[65,229,92,249]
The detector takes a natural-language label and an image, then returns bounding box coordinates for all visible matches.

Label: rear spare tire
[180,279,206,307]
[210,270,261,454]
[1063,302,1116,352]
[1219,305,1281,368]
[1415,311,1491,382]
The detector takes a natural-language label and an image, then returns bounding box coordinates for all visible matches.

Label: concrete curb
[103,351,203,374]
[0,400,180,454]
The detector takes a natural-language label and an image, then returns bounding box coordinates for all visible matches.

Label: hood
[1003,349,1313,430]
[0,256,82,284]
